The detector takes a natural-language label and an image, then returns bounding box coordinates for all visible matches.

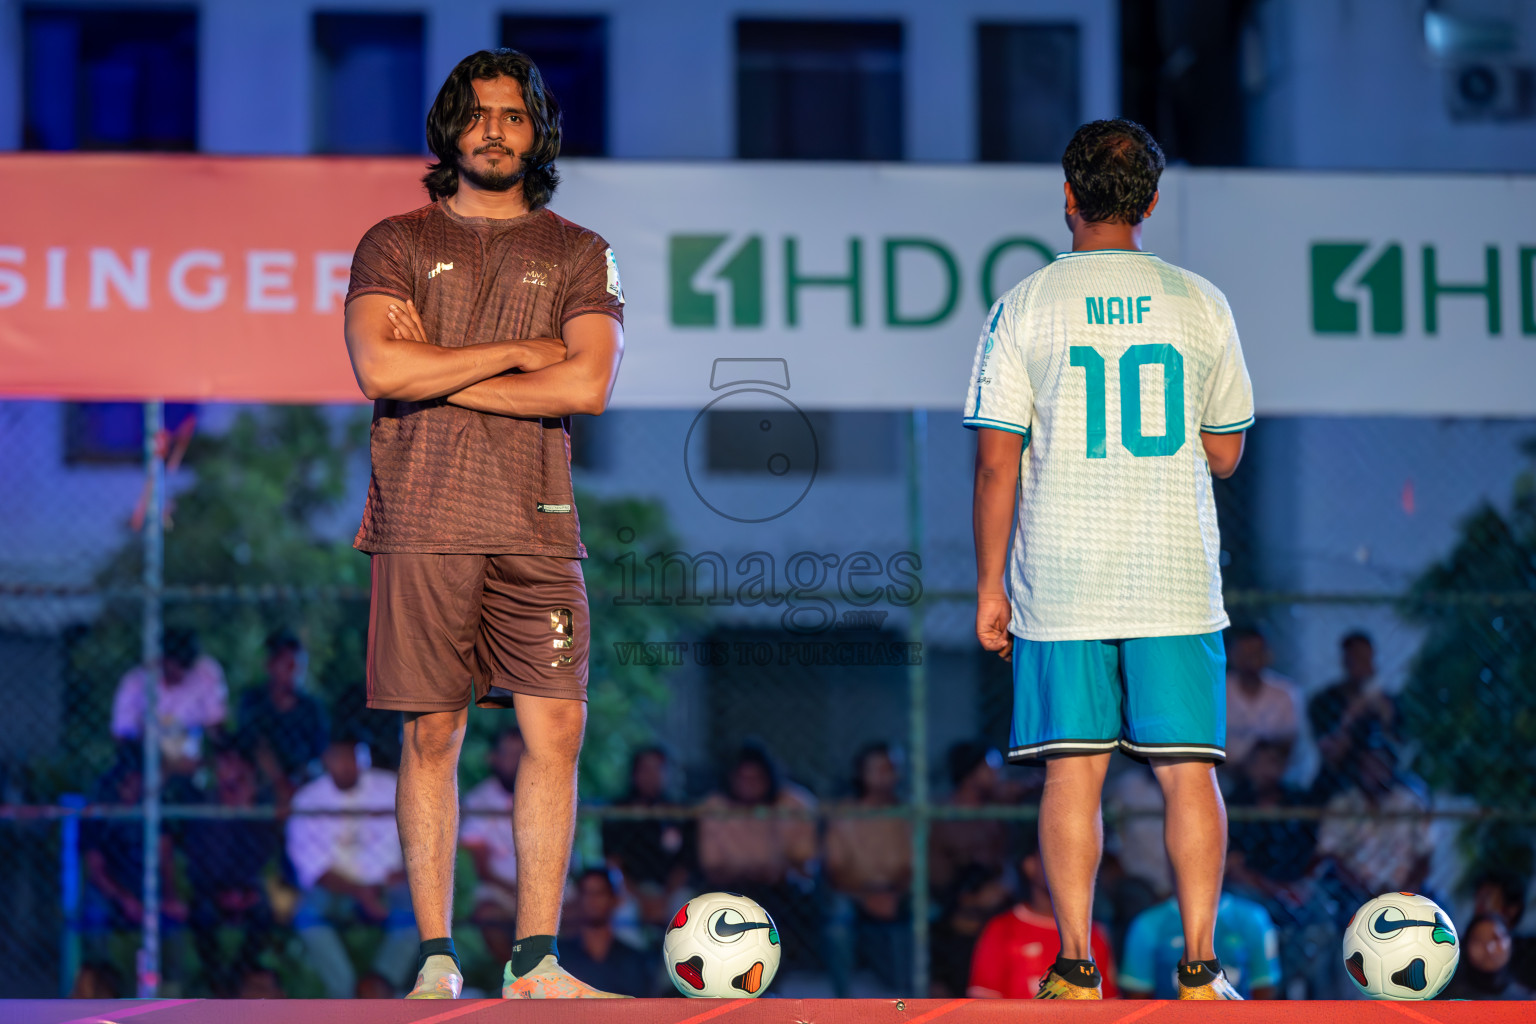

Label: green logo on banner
[1311,242,1530,337]
[668,234,1056,329]
[1310,242,1405,335]
[670,235,764,327]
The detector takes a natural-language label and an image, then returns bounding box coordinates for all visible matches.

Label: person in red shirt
[968,837,1118,999]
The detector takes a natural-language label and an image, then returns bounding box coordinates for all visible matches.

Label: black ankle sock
[511,935,559,977]
[1179,958,1223,984]
[1052,957,1101,987]
[418,937,460,974]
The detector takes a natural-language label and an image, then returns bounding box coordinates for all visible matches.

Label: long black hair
[423,48,562,207]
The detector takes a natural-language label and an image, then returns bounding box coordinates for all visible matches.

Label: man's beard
[459,148,525,193]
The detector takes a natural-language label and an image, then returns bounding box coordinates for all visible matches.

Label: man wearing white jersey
[967,120,1253,1001]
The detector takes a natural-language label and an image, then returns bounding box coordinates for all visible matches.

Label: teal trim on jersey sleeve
[962,418,1030,443]
[971,302,1008,418]
[1200,416,1255,434]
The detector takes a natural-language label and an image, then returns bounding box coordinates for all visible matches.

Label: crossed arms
[343,293,624,417]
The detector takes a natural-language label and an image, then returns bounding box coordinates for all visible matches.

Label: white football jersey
[964,249,1254,641]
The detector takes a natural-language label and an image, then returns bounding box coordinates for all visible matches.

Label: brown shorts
[366,553,589,711]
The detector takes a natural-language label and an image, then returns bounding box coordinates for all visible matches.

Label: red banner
[0,154,427,402]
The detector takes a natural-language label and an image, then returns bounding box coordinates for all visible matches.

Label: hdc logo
[668,233,1055,329]
[1310,241,1536,336]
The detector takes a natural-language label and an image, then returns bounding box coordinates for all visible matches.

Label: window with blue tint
[501,16,608,157]
[65,403,198,465]
[312,13,425,155]
[737,20,903,161]
[22,7,198,151]
[977,23,1081,163]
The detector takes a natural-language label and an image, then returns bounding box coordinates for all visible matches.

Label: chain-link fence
[1,401,1533,1000]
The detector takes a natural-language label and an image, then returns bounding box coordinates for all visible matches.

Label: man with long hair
[967,119,1253,1000]
[342,48,626,999]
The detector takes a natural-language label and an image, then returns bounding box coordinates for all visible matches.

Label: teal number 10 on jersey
[1068,344,1186,459]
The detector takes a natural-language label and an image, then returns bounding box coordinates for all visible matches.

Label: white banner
[551,162,1536,416]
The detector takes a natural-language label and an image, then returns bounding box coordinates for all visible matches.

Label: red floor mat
[10,998,1534,1024]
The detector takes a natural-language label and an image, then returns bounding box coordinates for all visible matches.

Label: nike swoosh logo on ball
[1372,914,1439,936]
[712,919,772,938]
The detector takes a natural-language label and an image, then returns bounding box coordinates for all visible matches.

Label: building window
[313,13,424,154]
[568,414,604,471]
[64,403,197,465]
[22,7,198,151]
[737,19,903,160]
[501,16,608,157]
[977,23,1081,163]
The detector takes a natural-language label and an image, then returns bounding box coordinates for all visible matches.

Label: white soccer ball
[663,892,782,998]
[1342,892,1460,999]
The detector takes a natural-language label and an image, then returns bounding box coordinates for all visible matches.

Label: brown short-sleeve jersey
[346,202,624,556]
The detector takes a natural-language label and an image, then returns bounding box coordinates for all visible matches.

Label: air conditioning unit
[1443,62,1534,120]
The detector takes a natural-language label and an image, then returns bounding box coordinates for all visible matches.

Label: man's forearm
[358,338,534,403]
[973,467,1017,591]
[446,351,611,418]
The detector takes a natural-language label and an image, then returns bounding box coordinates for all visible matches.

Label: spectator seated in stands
[237,966,286,999]
[697,742,818,967]
[285,733,416,999]
[69,961,124,999]
[81,747,187,936]
[1441,914,1534,1000]
[459,725,524,966]
[928,742,1012,896]
[1308,631,1396,799]
[235,629,328,803]
[1117,863,1281,1000]
[557,868,657,997]
[110,627,227,775]
[926,864,1012,999]
[824,742,912,996]
[1468,867,1536,991]
[1103,760,1172,905]
[1223,627,1302,769]
[968,833,1119,999]
[1315,729,1435,905]
[180,742,280,996]
[601,745,698,933]
[1225,738,1320,899]
[354,971,395,998]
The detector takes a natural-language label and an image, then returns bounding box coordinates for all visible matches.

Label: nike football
[1342,892,1459,999]
[663,892,781,998]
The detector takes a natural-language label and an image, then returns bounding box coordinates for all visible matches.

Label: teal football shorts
[1007,632,1226,765]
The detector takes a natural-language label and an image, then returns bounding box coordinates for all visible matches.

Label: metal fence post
[906,409,929,996]
[139,399,165,998]
[59,793,85,996]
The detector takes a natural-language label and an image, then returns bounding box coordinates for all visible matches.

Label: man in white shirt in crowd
[1316,731,1436,901]
[461,726,525,966]
[110,627,227,771]
[1222,628,1302,770]
[287,734,417,998]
